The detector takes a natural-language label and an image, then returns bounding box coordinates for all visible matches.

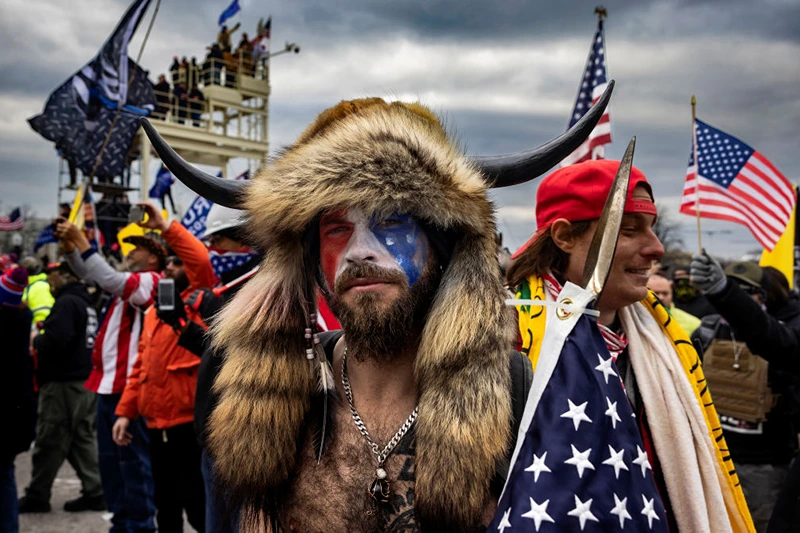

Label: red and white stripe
[560,84,612,167]
[84,271,159,394]
[680,152,795,251]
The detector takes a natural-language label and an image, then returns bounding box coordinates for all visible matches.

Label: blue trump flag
[218,0,241,26]
[181,196,213,237]
[490,283,667,532]
[34,225,58,251]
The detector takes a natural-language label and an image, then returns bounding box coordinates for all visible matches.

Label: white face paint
[319,208,430,292]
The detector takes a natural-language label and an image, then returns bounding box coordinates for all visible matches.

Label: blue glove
[689,252,727,295]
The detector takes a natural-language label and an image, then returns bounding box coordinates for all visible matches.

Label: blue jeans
[1,455,19,533]
[96,394,156,532]
[201,448,238,533]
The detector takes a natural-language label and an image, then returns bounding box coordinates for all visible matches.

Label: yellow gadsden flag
[760,187,797,289]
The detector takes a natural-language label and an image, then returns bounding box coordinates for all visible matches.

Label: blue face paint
[369,214,428,286]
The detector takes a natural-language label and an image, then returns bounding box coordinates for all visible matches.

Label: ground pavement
[14,450,198,532]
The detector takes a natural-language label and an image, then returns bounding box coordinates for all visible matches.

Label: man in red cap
[506,159,754,532]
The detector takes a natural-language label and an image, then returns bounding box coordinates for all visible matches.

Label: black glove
[689,252,727,295]
[185,288,223,324]
[156,292,188,330]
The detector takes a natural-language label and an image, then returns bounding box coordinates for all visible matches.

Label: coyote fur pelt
[207,98,515,530]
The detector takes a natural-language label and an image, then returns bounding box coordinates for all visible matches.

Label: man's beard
[170,271,190,293]
[327,261,441,364]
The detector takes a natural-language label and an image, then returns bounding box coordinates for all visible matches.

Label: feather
[314,340,334,462]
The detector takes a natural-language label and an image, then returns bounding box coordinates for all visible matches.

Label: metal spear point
[580,137,636,304]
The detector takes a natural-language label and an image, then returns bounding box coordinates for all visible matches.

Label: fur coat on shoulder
[208,98,515,530]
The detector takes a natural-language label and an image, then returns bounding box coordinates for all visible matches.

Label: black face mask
[673,278,697,302]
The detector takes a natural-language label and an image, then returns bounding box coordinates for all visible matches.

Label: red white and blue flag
[0,207,24,231]
[680,119,795,251]
[560,18,612,167]
[490,285,667,532]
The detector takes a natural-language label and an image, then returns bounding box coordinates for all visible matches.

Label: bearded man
[141,91,614,531]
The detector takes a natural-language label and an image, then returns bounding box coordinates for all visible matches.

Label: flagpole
[86,0,161,188]
[65,0,161,253]
[692,95,702,253]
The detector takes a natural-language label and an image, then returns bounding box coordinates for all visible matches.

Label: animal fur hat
[140,88,614,530]
[215,99,513,530]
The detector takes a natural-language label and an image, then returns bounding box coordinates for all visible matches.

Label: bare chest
[279,406,419,532]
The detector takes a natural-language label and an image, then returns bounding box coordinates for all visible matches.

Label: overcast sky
[1,0,799,259]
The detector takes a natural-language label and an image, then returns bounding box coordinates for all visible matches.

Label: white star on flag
[524,451,552,482]
[605,397,622,429]
[594,353,618,384]
[497,507,512,533]
[633,445,652,477]
[567,495,599,531]
[641,495,661,529]
[565,444,595,478]
[560,399,592,430]
[610,494,632,528]
[601,444,629,479]
[521,498,555,531]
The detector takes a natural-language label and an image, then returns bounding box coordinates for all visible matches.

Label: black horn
[139,118,247,209]
[475,80,615,188]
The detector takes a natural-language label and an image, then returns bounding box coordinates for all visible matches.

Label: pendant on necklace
[368,468,391,504]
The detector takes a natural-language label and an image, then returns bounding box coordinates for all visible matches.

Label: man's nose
[643,229,665,260]
[344,225,382,264]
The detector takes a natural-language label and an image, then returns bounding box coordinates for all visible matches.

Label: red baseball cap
[511,159,657,259]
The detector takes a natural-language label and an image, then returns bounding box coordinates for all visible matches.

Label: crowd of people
[151,22,267,125]
[2,96,799,533]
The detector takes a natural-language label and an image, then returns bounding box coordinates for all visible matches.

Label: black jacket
[0,305,35,459]
[704,279,800,376]
[696,279,800,464]
[33,281,97,386]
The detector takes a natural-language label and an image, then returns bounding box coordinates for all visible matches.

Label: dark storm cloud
[1,0,798,261]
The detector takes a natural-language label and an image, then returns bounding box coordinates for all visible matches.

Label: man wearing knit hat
[506,159,754,532]
[0,267,35,532]
[56,219,162,530]
[0,266,27,306]
[18,262,104,514]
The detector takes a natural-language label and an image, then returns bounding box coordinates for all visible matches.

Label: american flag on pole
[0,207,24,231]
[680,119,795,251]
[560,18,612,167]
[489,284,667,532]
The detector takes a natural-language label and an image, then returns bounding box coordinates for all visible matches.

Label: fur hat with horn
[140,83,613,530]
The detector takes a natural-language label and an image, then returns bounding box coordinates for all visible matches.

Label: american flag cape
[560,18,612,167]
[680,118,794,251]
[489,283,667,532]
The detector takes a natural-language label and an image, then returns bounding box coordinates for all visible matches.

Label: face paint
[319,208,429,291]
[370,214,427,285]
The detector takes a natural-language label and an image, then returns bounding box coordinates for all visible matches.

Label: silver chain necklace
[341,346,418,504]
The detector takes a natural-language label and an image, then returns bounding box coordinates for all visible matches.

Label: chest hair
[278,401,419,532]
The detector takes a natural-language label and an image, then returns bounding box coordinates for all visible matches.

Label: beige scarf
[620,302,750,533]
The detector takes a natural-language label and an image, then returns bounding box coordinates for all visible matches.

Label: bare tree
[653,203,685,254]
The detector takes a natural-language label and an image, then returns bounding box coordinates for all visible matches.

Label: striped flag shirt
[680,119,795,251]
[84,271,160,394]
[560,18,612,167]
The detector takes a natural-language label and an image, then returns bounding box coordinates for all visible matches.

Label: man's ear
[550,218,577,253]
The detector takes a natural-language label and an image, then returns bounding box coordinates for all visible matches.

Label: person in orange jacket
[112,203,215,533]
